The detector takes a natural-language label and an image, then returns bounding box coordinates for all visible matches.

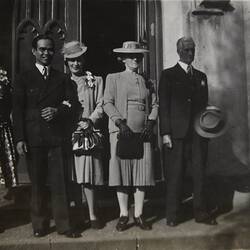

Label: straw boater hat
[62,41,87,59]
[194,105,228,138]
[113,41,149,53]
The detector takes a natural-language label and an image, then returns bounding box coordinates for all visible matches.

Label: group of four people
[8,34,216,238]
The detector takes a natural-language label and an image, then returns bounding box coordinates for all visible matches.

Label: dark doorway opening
[82,0,137,183]
[82,0,137,80]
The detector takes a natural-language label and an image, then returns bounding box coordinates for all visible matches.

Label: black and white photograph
[0,0,249,249]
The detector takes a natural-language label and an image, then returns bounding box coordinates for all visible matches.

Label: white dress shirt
[35,63,50,77]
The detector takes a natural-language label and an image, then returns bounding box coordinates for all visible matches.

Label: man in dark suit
[12,35,81,238]
[159,37,216,226]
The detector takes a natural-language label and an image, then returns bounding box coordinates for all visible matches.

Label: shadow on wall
[188,2,250,178]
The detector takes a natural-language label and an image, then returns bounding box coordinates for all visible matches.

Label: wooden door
[13,0,82,80]
[13,0,82,183]
[137,0,163,180]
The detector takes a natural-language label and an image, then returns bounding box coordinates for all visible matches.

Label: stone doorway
[82,0,137,80]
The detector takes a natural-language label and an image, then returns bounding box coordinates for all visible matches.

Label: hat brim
[64,47,87,59]
[194,107,228,138]
[113,48,149,53]
[194,121,227,138]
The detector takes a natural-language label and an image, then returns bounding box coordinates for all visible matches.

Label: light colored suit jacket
[72,75,103,124]
[104,71,158,133]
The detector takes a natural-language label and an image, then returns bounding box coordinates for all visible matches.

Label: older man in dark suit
[12,35,80,238]
[159,37,216,226]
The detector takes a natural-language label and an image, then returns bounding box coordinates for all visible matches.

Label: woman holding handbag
[104,41,158,231]
[62,41,104,229]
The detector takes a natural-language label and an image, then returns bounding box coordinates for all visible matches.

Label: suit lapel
[28,66,48,99]
[38,68,63,102]
[174,63,188,81]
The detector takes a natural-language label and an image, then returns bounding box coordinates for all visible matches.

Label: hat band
[65,47,83,54]
[200,120,225,133]
[124,44,140,49]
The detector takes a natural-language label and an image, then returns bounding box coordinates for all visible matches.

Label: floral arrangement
[84,71,96,88]
[0,68,9,85]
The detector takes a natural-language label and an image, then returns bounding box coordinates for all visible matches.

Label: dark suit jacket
[12,66,78,147]
[159,63,208,139]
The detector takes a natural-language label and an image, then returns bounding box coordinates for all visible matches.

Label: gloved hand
[141,119,155,141]
[77,118,93,136]
[115,119,133,138]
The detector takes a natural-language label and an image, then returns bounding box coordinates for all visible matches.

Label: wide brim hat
[62,41,87,59]
[113,41,149,53]
[194,105,228,138]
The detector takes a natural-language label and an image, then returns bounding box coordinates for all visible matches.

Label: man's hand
[41,107,58,122]
[16,141,27,156]
[163,134,172,148]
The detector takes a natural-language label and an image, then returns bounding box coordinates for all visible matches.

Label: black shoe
[90,219,103,229]
[166,220,178,227]
[0,226,4,233]
[134,216,152,230]
[195,212,218,226]
[3,189,13,201]
[58,229,82,238]
[64,229,82,238]
[33,229,47,237]
[116,216,129,232]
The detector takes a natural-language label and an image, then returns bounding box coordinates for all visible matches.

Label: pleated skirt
[109,132,155,186]
[73,152,104,185]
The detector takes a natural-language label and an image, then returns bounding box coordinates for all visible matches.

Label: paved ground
[0,185,250,250]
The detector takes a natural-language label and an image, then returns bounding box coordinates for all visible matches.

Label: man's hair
[32,34,55,50]
[176,37,195,53]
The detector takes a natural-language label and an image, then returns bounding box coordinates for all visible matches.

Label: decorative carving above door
[13,0,81,75]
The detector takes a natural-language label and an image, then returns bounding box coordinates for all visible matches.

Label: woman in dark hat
[0,68,17,197]
[104,41,158,231]
[62,41,104,229]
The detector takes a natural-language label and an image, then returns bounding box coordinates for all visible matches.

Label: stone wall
[161,0,250,176]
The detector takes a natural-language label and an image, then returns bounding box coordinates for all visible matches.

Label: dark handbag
[116,133,144,159]
[72,129,103,156]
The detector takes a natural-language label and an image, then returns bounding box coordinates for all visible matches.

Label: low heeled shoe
[195,212,218,226]
[133,216,152,230]
[33,229,47,237]
[166,219,178,227]
[116,216,129,232]
[90,219,103,229]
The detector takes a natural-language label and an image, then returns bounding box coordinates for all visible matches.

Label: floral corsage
[84,71,96,88]
[0,68,9,85]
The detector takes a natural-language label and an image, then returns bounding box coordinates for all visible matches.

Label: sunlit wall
[161,0,250,176]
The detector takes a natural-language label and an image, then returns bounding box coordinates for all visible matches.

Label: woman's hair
[64,54,86,67]
[117,53,144,62]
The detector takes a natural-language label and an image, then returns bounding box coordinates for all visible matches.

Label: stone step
[0,192,249,250]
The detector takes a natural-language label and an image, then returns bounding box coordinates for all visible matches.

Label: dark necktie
[42,66,48,80]
[187,65,192,77]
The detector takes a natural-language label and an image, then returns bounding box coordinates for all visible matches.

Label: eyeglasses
[37,47,54,54]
